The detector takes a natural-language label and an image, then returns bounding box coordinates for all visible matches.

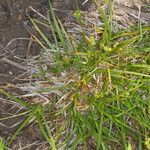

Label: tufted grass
[0,0,150,149]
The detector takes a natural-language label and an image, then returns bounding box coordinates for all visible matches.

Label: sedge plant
[0,0,150,149]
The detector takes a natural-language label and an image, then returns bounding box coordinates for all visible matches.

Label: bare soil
[0,0,48,84]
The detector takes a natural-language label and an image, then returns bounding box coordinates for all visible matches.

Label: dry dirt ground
[0,0,150,149]
[0,0,46,84]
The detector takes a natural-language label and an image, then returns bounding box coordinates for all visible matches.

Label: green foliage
[0,0,150,149]
[0,139,4,150]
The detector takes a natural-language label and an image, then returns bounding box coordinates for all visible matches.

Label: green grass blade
[0,139,4,150]
[0,89,37,109]
[7,110,37,147]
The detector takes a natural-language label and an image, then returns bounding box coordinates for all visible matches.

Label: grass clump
[1,1,150,149]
